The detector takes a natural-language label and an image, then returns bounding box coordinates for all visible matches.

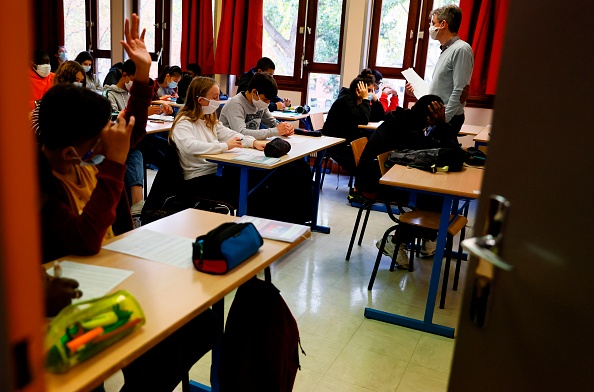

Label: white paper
[47,261,133,302]
[237,216,310,242]
[148,114,174,122]
[102,229,194,268]
[402,68,430,99]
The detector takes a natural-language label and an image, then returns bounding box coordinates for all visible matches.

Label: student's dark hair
[54,61,85,85]
[359,68,382,84]
[38,84,111,150]
[186,63,201,76]
[255,57,275,72]
[33,50,50,65]
[157,65,183,83]
[432,4,463,33]
[122,59,136,77]
[247,72,278,100]
[410,94,444,125]
[349,75,374,96]
[74,51,94,74]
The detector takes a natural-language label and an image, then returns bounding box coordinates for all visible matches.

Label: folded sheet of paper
[103,229,194,268]
[402,68,430,99]
[47,261,133,302]
[237,216,310,242]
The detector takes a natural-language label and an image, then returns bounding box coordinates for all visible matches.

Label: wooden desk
[198,135,345,233]
[473,126,491,147]
[459,124,486,136]
[152,99,184,109]
[366,165,484,338]
[45,209,308,392]
[358,121,384,130]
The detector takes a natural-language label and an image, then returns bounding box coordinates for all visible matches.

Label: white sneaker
[375,235,396,258]
[395,244,410,270]
[130,200,145,217]
[421,239,436,258]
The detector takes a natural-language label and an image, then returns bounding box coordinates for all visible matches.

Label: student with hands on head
[220,72,294,140]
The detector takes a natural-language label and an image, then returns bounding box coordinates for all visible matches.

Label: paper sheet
[237,216,310,242]
[402,68,430,99]
[102,229,194,268]
[47,261,133,302]
[148,114,174,122]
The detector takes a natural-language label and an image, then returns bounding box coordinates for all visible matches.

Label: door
[448,2,594,390]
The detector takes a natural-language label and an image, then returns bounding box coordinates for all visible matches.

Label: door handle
[462,195,511,327]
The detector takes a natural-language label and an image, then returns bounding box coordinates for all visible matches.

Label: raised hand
[121,13,151,83]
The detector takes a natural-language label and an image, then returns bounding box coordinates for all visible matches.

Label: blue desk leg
[364,196,455,339]
[237,166,249,216]
[310,149,330,234]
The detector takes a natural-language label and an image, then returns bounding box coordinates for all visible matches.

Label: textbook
[232,154,280,165]
[236,216,310,243]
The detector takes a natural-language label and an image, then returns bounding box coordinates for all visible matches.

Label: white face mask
[73,82,83,87]
[36,64,51,77]
[429,25,441,40]
[82,65,91,73]
[253,93,269,110]
[125,80,134,91]
[199,97,221,115]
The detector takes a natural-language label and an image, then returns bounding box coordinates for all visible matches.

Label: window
[263,0,347,106]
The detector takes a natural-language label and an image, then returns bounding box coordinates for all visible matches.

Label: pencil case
[44,290,146,373]
[192,222,263,274]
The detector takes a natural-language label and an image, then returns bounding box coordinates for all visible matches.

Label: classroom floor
[105,170,476,392]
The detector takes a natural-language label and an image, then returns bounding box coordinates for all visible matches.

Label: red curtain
[459,0,509,95]
[32,0,64,57]
[180,0,215,75]
[214,0,263,75]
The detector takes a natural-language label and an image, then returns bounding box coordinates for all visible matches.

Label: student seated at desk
[220,72,294,139]
[176,63,201,104]
[236,57,291,112]
[29,50,55,110]
[170,76,266,206]
[322,73,385,174]
[154,65,183,100]
[74,51,103,92]
[360,68,399,114]
[105,59,173,220]
[37,15,216,390]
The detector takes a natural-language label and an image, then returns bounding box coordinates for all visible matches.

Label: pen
[54,260,62,278]
[150,120,165,124]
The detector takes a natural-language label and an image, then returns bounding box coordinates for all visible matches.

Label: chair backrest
[350,137,368,168]
[377,151,392,176]
[309,112,325,131]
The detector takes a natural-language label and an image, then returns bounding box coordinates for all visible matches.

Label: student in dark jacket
[355,94,457,197]
[322,74,385,173]
[236,57,291,112]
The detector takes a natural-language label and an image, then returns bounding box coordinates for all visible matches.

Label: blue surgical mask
[168,81,178,88]
[368,93,374,100]
[80,154,105,166]
[59,52,67,61]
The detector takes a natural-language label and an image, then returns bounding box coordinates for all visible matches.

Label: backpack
[219,278,303,392]
[386,148,466,173]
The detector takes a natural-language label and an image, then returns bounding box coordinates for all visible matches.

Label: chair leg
[389,235,404,272]
[369,224,398,290]
[357,205,373,246]
[408,239,416,272]
[320,156,330,189]
[439,234,455,309]
[181,372,190,392]
[416,237,421,257]
[453,227,465,291]
[346,205,366,261]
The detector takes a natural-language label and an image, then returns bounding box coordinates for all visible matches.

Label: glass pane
[138,0,156,53]
[378,78,406,108]
[375,0,411,68]
[263,0,298,76]
[96,58,112,85]
[307,73,340,109]
[64,0,87,56]
[170,0,183,68]
[97,0,111,50]
[423,0,460,83]
[313,0,343,64]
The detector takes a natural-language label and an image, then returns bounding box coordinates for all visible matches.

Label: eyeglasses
[81,138,101,162]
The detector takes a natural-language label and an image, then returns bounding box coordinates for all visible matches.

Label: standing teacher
[406,4,474,134]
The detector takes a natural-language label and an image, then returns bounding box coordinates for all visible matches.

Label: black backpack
[386,148,466,173]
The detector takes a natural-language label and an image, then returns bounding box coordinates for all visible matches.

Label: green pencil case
[44,290,146,373]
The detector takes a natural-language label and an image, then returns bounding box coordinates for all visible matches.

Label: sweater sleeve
[40,159,126,262]
[173,119,231,155]
[126,79,153,148]
[446,45,474,122]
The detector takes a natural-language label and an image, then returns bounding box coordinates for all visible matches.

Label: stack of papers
[232,154,280,165]
[402,68,430,99]
[148,114,174,122]
[237,216,310,242]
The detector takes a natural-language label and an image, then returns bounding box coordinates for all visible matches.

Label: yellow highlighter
[81,311,119,330]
